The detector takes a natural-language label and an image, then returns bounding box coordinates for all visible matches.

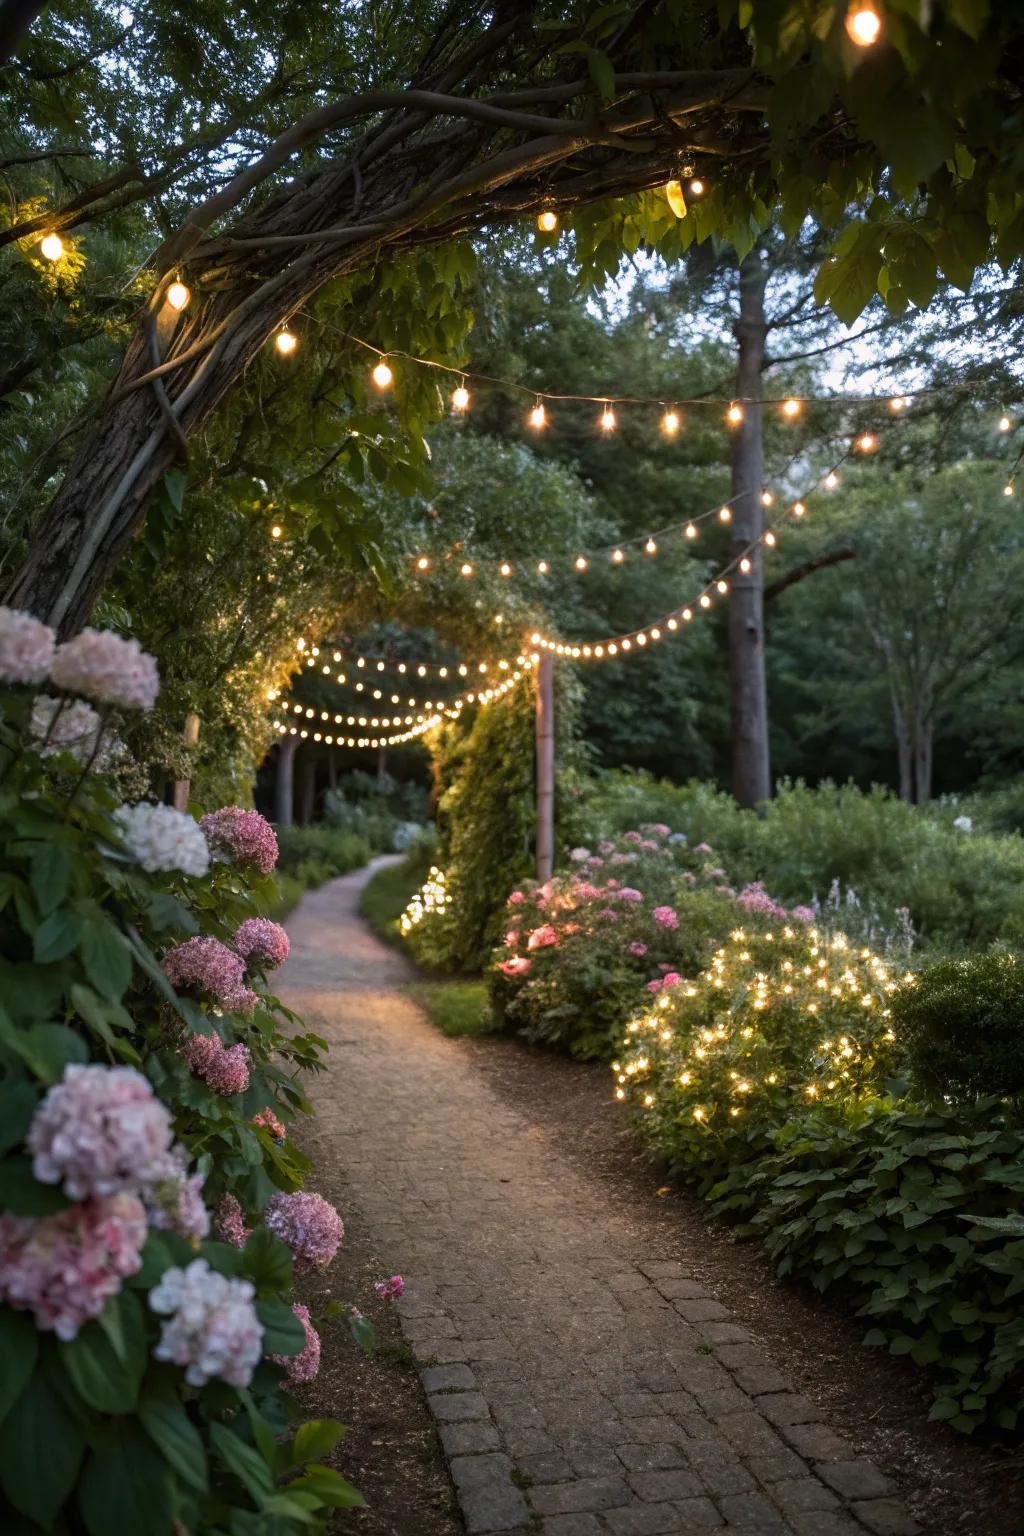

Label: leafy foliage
[891,954,1024,1104]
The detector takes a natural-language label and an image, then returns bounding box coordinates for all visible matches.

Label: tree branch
[764,548,856,601]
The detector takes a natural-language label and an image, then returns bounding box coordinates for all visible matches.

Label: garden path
[279,862,924,1536]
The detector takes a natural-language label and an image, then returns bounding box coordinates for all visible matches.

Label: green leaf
[79,1423,175,1536]
[0,1082,38,1154]
[257,1296,306,1356]
[210,1423,274,1501]
[814,222,883,324]
[0,1155,69,1216]
[139,1384,209,1494]
[0,1309,38,1425]
[586,47,615,102]
[285,1464,365,1508]
[33,908,79,963]
[80,917,132,1002]
[13,1021,89,1083]
[59,1290,147,1413]
[242,1227,294,1292]
[0,1369,84,1524]
[291,1419,345,1466]
[29,843,71,915]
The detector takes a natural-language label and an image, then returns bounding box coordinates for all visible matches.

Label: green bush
[408,980,495,1038]
[275,825,371,884]
[892,953,1024,1104]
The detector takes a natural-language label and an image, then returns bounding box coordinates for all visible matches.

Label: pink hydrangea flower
[641,823,671,838]
[628,941,648,957]
[0,606,56,685]
[50,627,159,710]
[597,907,618,921]
[145,1154,209,1242]
[0,1193,146,1339]
[611,851,638,865]
[598,840,615,855]
[163,936,247,1005]
[586,856,604,869]
[694,842,713,855]
[653,905,679,930]
[499,956,530,977]
[200,807,278,874]
[507,891,525,906]
[264,1191,343,1273]
[605,878,620,890]
[28,1064,174,1200]
[271,1302,321,1384]
[791,905,816,922]
[253,1107,286,1139]
[182,1032,252,1096]
[150,1258,263,1388]
[571,881,601,901]
[616,887,644,903]
[623,831,643,845]
[647,979,663,993]
[374,1274,405,1301]
[234,917,290,970]
[737,882,788,920]
[527,924,558,950]
[214,1193,251,1249]
[662,972,682,988]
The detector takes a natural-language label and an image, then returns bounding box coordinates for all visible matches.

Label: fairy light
[40,232,64,261]
[612,548,625,564]
[599,402,617,433]
[271,524,282,539]
[689,178,704,197]
[999,414,1012,432]
[661,408,681,436]
[845,1,882,47]
[460,561,474,576]
[685,523,698,540]
[792,501,806,517]
[782,398,801,419]
[452,381,470,411]
[372,358,393,389]
[889,396,907,413]
[856,432,877,453]
[824,472,840,490]
[644,537,657,555]
[1004,482,1015,498]
[167,279,190,311]
[761,490,774,507]
[575,555,588,571]
[739,557,751,573]
[275,327,297,355]
[719,506,732,523]
[416,555,430,571]
[537,209,558,233]
[726,402,744,426]
[537,560,549,574]
[529,398,547,430]
[499,561,512,577]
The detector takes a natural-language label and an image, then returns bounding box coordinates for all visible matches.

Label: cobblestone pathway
[280,862,924,1536]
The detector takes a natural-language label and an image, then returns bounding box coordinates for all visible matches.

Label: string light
[416,555,430,571]
[689,178,704,197]
[166,279,190,311]
[782,398,801,419]
[793,501,806,517]
[460,562,473,576]
[452,381,470,411]
[499,561,512,577]
[537,209,559,233]
[889,396,907,413]
[644,537,657,555]
[1004,482,1015,498]
[845,1,882,46]
[599,402,617,433]
[575,555,588,571]
[726,402,744,426]
[275,327,297,355]
[856,432,877,453]
[529,398,547,430]
[371,358,393,389]
[719,506,732,523]
[824,472,840,490]
[537,560,549,574]
[685,523,698,540]
[612,548,625,563]
[40,233,64,261]
[661,408,681,436]
[999,414,1012,432]
[761,490,774,507]
[270,525,283,540]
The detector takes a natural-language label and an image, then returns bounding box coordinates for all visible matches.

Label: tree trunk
[297,748,316,826]
[274,736,296,827]
[914,717,934,804]
[535,652,555,883]
[892,696,913,803]
[728,250,771,809]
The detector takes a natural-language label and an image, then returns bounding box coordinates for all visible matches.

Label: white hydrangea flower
[30,695,102,760]
[114,802,211,877]
[149,1259,262,1387]
[569,847,591,862]
[953,815,973,832]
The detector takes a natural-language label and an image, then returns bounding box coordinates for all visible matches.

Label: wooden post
[535,652,555,883]
[729,250,772,809]
[172,711,200,811]
[275,735,297,826]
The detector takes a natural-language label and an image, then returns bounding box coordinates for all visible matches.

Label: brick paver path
[280,862,924,1536]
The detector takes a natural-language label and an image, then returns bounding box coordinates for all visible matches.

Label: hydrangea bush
[0,608,372,1534]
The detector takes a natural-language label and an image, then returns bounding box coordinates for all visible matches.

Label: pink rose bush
[265,1191,343,1272]
[201,806,279,874]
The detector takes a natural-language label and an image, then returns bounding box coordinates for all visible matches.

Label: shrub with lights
[615,923,904,1186]
[0,608,379,1534]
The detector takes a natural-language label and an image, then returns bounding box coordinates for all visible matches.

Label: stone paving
[279,861,925,1536]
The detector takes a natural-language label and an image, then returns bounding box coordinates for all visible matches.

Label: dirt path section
[277,864,956,1536]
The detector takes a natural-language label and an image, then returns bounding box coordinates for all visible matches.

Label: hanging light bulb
[782,397,801,419]
[275,327,297,355]
[685,522,698,540]
[740,557,752,573]
[452,381,470,412]
[764,530,777,547]
[999,414,1012,432]
[599,402,617,433]
[716,579,728,594]
[664,179,687,219]
[537,209,558,233]
[1004,482,1015,497]
[372,358,393,389]
[270,525,282,540]
[689,178,705,197]
[644,537,657,555]
[726,402,744,426]
[499,561,512,576]
[719,506,732,523]
[845,1,882,47]
[612,548,625,563]
[661,407,681,436]
[167,279,190,311]
[537,560,549,574]
[529,398,547,430]
[700,594,712,608]
[824,471,840,489]
[40,232,64,261]
[793,501,807,516]
[856,432,877,452]
[761,490,774,506]
[889,396,908,413]
[416,556,430,571]
[460,561,473,576]
[575,555,588,571]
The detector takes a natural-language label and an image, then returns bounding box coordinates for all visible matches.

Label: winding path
[279,862,924,1536]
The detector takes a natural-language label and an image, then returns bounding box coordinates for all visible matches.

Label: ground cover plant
[0,608,386,1533]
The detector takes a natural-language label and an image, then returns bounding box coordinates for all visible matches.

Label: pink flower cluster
[28,1064,174,1200]
[499,956,531,977]
[0,1194,146,1339]
[0,605,56,684]
[737,882,789,921]
[628,940,648,957]
[200,807,278,874]
[653,905,679,930]
[50,627,159,711]
[507,891,525,906]
[616,887,644,903]
[527,924,558,950]
[150,1258,263,1388]
[214,1192,251,1249]
[253,1106,286,1139]
[640,823,671,838]
[234,917,290,970]
[182,1032,252,1096]
[163,936,257,1013]
[264,1191,343,1273]
[272,1302,321,1384]
[146,1155,209,1242]
[374,1274,405,1301]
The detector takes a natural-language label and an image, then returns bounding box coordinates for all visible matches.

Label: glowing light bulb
[764,530,777,547]
[685,523,698,540]
[700,594,712,608]
[782,398,801,419]
[537,209,558,233]
[644,537,657,555]
[416,555,430,571]
[999,414,1012,432]
[372,359,393,389]
[1004,482,1015,498]
[529,399,547,430]
[824,471,840,489]
[167,280,190,311]
[499,561,512,576]
[270,525,282,540]
[719,506,732,523]
[40,232,63,261]
[452,382,470,411]
[889,396,907,413]
[689,178,704,196]
[845,1,882,47]
[612,548,624,564]
[599,403,616,433]
[726,402,744,426]
[575,555,588,571]
[460,561,474,576]
[740,557,751,573]
[275,328,297,355]
[793,500,807,516]
[716,579,728,594]
[857,432,877,452]
[661,408,681,436]
[537,560,549,574]
[761,490,774,507]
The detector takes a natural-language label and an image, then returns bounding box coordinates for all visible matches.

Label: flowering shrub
[0,607,369,1533]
